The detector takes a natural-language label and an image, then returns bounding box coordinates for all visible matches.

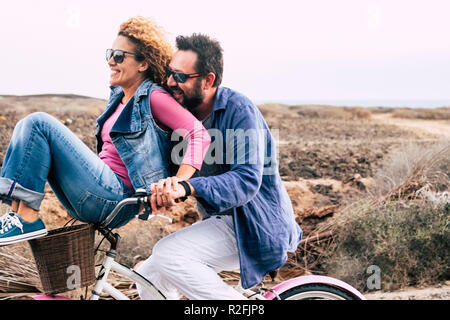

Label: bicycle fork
[90,249,129,300]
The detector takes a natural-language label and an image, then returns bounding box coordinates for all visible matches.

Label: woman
[0,17,211,245]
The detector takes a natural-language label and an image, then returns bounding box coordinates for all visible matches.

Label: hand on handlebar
[149,177,186,213]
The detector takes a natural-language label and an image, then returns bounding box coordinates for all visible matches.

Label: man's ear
[203,72,216,90]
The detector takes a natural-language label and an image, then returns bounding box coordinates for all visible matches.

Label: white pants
[136,215,247,300]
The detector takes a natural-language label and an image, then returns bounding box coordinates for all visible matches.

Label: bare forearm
[175,164,197,181]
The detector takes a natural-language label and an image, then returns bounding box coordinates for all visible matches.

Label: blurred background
[0,0,449,107]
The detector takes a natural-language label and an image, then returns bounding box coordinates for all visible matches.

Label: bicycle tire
[278,283,361,300]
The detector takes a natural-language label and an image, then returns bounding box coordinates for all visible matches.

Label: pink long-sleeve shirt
[99,89,211,189]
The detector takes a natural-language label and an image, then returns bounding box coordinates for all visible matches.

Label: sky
[0,0,449,105]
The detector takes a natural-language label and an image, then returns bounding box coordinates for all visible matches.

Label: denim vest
[95,79,172,193]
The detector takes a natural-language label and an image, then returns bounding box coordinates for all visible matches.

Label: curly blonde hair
[118,16,173,86]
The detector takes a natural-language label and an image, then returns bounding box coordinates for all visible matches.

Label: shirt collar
[211,87,227,112]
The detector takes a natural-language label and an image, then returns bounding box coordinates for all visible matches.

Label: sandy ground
[364,282,450,300]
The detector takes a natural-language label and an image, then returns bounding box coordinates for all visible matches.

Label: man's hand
[149,177,187,213]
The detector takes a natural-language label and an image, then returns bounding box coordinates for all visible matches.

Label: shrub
[322,141,450,292]
[325,199,449,292]
[369,141,450,199]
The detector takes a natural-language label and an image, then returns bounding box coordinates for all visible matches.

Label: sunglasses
[166,67,203,83]
[106,49,143,64]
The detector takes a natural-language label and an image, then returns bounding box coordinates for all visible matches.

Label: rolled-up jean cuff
[0,178,44,211]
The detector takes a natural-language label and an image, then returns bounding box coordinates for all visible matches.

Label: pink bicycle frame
[262,275,366,300]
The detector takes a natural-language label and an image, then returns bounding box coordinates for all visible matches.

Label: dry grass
[391,107,450,120]
[0,243,41,299]
[369,140,450,200]
[258,104,372,120]
[292,105,372,120]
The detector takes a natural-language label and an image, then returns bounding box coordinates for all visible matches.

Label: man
[136,34,302,300]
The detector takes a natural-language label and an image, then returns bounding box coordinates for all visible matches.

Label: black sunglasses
[166,67,203,83]
[106,49,143,64]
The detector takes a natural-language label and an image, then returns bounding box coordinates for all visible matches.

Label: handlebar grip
[134,188,152,220]
[138,200,152,220]
[134,188,148,197]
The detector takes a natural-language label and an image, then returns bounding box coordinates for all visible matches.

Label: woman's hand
[149,177,186,212]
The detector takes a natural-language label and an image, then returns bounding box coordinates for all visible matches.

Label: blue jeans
[0,112,138,229]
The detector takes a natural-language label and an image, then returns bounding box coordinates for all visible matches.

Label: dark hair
[175,33,223,87]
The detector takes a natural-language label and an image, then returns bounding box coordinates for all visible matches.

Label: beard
[169,79,204,111]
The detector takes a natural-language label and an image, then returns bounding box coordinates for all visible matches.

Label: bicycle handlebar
[100,188,172,228]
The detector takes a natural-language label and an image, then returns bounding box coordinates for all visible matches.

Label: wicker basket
[29,224,96,295]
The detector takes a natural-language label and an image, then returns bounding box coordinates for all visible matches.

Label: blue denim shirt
[95,79,172,193]
[188,87,303,289]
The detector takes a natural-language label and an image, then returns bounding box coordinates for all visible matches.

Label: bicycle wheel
[278,283,360,300]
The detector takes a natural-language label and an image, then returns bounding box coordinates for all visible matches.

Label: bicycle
[32,189,366,300]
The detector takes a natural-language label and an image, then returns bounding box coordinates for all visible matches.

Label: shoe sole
[0,229,48,246]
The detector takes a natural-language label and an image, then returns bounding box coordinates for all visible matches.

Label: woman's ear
[139,60,149,73]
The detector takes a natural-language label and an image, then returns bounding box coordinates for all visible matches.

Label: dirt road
[373,113,450,138]
[364,282,450,300]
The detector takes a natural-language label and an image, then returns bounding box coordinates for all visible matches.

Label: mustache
[168,86,183,95]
